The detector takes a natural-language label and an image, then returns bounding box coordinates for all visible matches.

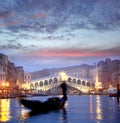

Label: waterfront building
[0,53,25,96]
[112,59,120,86]
[16,66,24,89]
[24,72,31,83]
[97,58,120,89]
[0,54,8,88]
[7,62,18,88]
[0,65,6,86]
[22,72,31,90]
[0,53,8,67]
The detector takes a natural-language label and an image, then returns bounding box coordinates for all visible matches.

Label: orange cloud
[26,48,120,57]
[0,20,19,27]
[0,11,13,19]
[32,13,46,19]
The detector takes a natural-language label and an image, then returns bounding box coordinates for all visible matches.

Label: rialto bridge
[27,72,95,94]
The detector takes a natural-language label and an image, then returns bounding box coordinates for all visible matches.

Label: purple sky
[0,0,120,72]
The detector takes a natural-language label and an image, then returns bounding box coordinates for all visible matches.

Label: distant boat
[108,87,117,97]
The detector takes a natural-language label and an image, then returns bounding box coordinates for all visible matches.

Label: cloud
[0,43,24,50]
[0,11,13,19]
[0,0,120,32]
[32,13,46,19]
[0,0,120,72]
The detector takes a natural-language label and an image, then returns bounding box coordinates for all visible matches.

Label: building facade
[16,66,24,88]
[22,72,31,89]
[0,53,24,90]
[24,72,31,83]
[97,58,120,88]
[0,65,6,86]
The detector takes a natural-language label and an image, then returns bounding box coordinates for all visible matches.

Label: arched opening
[35,82,38,88]
[67,77,72,83]
[54,78,58,83]
[73,79,76,83]
[44,80,48,85]
[39,81,43,86]
[49,79,53,84]
[87,82,90,86]
[82,81,85,86]
[77,79,81,84]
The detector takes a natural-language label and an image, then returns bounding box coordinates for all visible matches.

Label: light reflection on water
[89,95,103,120]
[96,95,103,121]
[89,95,94,120]
[0,95,120,123]
[0,99,11,122]
[20,109,30,121]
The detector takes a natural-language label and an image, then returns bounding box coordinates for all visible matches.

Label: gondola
[20,97,66,112]
[20,81,67,112]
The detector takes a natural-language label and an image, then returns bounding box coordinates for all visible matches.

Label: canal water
[0,95,120,123]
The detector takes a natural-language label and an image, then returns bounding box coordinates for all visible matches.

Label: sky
[0,0,120,72]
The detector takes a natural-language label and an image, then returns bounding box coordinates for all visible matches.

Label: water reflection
[0,99,11,122]
[89,95,93,114]
[89,95,94,120]
[60,102,68,121]
[20,108,67,122]
[96,95,103,121]
[89,95,103,122]
[20,109,30,120]
[21,109,49,119]
[59,108,67,122]
[0,96,119,123]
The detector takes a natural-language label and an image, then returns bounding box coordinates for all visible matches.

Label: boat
[20,81,67,112]
[20,97,66,112]
[108,87,117,97]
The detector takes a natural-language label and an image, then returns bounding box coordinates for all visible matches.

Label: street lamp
[2,82,5,87]
[6,82,9,87]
